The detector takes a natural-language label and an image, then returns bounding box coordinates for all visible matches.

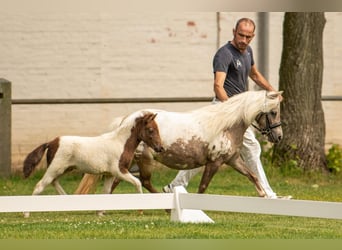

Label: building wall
[0,12,341,170]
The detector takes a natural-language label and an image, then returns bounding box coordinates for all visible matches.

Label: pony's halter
[252,112,282,137]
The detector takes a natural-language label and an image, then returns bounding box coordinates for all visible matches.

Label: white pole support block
[171,186,214,223]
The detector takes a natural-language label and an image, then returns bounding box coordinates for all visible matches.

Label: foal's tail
[23,143,49,178]
[23,138,60,178]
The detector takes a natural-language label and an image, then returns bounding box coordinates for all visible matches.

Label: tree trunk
[274,12,327,171]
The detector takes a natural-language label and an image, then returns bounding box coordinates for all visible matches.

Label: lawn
[0,165,341,239]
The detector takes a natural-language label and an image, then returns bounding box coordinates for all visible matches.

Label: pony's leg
[135,147,158,193]
[74,174,102,194]
[52,179,67,195]
[197,162,221,193]
[229,156,266,197]
[138,162,157,193]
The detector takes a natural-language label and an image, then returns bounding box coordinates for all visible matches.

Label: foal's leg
[110,161,155,194]
[52,179,67,195]
[118,172,143,194]
[103,176,115,194]
[110,146,155,194]
[110,161,143,193]
[119,172,144,215]
[31,174,56,196]
[97,176,116,216]
[110,177,122,193]
[229,156,266,197]
[24,172,58,218]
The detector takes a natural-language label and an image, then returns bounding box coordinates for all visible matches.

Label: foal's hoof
[276,195,293,200]
[97,210,106,216]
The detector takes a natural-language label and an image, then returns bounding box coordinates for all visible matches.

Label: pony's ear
[267,91,283,99]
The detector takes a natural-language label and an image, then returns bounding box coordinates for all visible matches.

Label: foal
[23,111,164,217]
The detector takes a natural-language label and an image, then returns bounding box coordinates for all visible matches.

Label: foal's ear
[144,113,157,123]
[148,113,157,121]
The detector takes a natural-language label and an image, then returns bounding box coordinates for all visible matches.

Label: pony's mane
[106,91,280,140]
[191,91,270,134]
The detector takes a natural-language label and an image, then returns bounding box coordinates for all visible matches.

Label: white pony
[76,90,283,197]
[22,111,164,217]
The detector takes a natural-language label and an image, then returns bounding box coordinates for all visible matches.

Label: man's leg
[240,127,278,198]
[162,167,203,192]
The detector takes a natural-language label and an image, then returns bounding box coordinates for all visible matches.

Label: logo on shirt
[236,59,242,68]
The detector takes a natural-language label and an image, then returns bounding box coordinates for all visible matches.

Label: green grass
[0,166,342,239]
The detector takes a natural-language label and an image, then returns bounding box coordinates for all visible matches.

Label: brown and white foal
[23,111,164,217]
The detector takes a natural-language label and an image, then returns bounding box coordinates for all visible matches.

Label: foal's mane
[119,110,149,130]
[191,91,269,134]
[102,111,146,138]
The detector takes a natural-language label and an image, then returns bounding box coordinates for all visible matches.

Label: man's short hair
[235,18,256,32]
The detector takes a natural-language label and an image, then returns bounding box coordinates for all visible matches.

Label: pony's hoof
[23,212,30,218]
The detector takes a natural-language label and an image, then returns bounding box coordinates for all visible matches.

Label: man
[163,18,290,199]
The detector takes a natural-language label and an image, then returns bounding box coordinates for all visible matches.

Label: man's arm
[249,64,276,91]
[213,71,229,101]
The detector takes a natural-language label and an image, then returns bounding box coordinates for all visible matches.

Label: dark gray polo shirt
[213,41,254,97]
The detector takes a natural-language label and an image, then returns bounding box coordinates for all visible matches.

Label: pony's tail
[23,143,49,178]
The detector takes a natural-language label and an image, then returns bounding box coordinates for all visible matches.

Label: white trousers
[168,127,277,198]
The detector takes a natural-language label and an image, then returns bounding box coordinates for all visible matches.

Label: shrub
[326,144,342,174]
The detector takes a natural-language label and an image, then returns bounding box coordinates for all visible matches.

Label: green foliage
[258,138,303,177]
[326,144,342,174]
[259,134,342,178]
